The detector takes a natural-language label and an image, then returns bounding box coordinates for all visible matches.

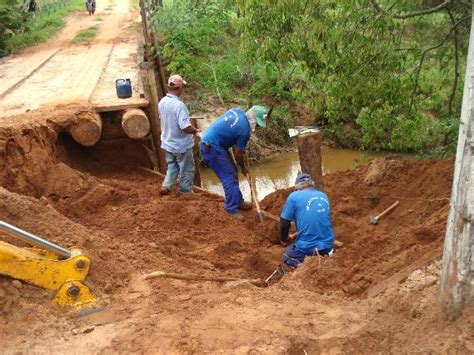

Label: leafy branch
[370,0,453,19]
[410,15,470,110]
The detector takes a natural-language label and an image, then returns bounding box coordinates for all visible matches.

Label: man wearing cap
[158,74,200,195]
[200,106,267,220]
[279,172,335,270]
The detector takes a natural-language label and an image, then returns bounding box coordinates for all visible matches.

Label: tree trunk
[439,7,474,319]
[70,112,102,147]
[296,131,323,190]
[121,108,150,139]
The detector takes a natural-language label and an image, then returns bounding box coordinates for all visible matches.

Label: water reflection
[200,147,383,201]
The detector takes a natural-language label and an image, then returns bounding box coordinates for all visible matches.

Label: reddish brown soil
[0,105,472,353]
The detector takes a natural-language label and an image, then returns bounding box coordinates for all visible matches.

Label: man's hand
[182,125,199,135]
[280,240,290,247]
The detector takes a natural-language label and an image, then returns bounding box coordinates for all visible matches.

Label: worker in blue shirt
[200,106,267,220]
[279,172,335,270]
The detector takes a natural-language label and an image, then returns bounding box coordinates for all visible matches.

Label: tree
[237,0,471,152]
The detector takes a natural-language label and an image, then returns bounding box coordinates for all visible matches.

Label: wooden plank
[367,256,435,298]
[93,98,149,113]
[139,61,167,173]
[191,117,202,187]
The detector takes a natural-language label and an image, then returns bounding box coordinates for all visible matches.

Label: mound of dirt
[0,116,467,353]
[0,104,100,197]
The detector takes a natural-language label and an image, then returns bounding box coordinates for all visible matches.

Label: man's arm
[182,125,200,135]
[232,147,249,176]
[280,218,291,244]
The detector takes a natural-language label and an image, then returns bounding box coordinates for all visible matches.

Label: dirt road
[0,0,144,118]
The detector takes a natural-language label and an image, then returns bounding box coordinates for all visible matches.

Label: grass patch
[104,7,113,11]
[93,17,104,22]
[72,26,98,43]
[5,0,84,54]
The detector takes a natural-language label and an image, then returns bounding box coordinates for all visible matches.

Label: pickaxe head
[368,215,378,225]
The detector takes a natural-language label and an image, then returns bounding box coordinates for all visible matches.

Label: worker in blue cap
[200,105,267,220]
[266,172,335,282]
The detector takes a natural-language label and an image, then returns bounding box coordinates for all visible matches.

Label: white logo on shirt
[306,196,329,213]
[224,110,239,128]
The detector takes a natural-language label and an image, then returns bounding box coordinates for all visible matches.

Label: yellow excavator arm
[0,221,97,311]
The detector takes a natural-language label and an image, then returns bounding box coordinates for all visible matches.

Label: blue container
[116,79,132,99]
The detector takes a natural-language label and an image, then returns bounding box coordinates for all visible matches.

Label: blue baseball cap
[295,172,313,187]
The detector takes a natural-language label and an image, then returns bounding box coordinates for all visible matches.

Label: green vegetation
[151,1,471,155]
[1,0,84,56]
[72,26,98,43]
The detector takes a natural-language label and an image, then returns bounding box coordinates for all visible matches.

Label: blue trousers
[282,243,334,268]
[163,148,195,193]
[200,143,243,214]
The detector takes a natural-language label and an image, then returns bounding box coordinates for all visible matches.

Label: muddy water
[201,147,384,201]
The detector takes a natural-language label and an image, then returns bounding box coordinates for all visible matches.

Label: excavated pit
[1,105,469,353]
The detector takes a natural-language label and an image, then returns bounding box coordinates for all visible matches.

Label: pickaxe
[368,201,399,225]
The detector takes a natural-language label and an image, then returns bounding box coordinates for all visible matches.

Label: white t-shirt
[158,94,193,154]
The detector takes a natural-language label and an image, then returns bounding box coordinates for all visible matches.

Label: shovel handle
[375,201,400,220]
[246,173,263,222]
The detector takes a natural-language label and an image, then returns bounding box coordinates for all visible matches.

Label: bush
[0,1,30,57]
[2,0,84,57]
[260,106,294,146]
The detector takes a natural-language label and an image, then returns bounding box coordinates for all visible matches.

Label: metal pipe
[0,221,72,259]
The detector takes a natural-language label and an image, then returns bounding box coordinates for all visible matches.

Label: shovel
[245,172,263,222]
[368,201,399,225]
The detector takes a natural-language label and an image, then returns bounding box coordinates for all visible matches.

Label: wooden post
[439,8,474,319]
[191,117,202,187]
[139,0,151,46]
[139,61,167,173]
[150,30,166,99]
[296,131,323,190]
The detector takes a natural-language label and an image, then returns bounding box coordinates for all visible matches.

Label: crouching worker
[266,172,335,283]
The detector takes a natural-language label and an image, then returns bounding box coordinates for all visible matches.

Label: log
[296,131,323,190]
[70,112,102,147]
[121,108,150,139]
[144,270,263,286]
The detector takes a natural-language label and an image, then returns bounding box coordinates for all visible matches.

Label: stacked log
[70,112,102,147]
[121,108,150,139]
